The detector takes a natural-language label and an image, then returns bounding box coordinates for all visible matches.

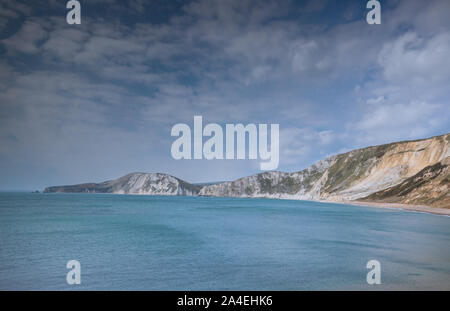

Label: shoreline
[38,191,450,216]
[335,200,450,216]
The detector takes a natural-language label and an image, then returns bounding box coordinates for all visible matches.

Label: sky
[0,0,449,190]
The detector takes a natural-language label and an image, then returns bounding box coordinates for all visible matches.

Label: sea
[0,192,449,290]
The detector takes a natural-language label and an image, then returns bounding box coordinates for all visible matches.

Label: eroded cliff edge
[199,133,449,208]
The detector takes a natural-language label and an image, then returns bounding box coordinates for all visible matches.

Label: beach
[346,201,450,216]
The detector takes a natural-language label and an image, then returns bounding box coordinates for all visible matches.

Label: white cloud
[353,101,445,144]
[2,20,47,54]
[378,31,450,86]
[279,127,334,167]
[366,96,385,105]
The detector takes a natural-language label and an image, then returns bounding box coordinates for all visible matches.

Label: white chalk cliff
[44,173,200,196]
[45,134,450,208]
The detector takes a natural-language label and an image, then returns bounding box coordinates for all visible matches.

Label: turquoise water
[0,193,449,290]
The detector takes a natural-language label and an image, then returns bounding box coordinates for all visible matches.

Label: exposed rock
[360,157,449,208]
[44,134,449,209]
[44,173,200,196]
[199,133,450,207]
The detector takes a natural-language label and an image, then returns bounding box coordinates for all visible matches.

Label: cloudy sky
[0,0,449,190]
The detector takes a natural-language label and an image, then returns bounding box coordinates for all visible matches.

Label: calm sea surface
[0,193,449,290]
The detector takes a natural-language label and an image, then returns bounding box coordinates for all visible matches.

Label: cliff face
[44,134,449,209]
[199,134,450,206]
[44,173,201,196]
[360,157,449,208]
[198,157,335,200]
